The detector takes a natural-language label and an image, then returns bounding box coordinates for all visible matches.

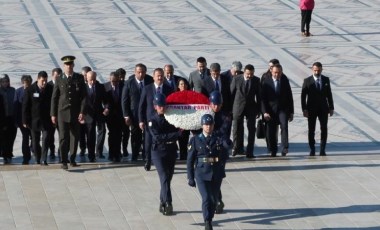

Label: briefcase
[256,119,266,139]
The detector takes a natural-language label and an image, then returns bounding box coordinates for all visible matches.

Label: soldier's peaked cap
[61,55,76,64]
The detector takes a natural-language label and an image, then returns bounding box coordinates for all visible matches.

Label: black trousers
[31,129,52,162]
[232,113,257,155]
[79,123,87,152]
[178,130,190,160]
[1,116,17,158]
[301,10,313,33]
[85,120,97,160]
[106,118,122,161]
[96,120,106,157]
[130,123,143,160]
[122,123,130,154]
[144,125,152,162]
[58,120,80,164]
[308,110,328,152]
[267,111,289,154]
[19,125,32,162]
[152,152,176,203]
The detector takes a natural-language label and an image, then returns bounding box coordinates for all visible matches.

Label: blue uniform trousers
[196,176,223,221]
[152,152,176,203]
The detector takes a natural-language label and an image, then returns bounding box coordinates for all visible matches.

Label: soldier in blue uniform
[148,93,182,215]
[187,114,229,230]
[209,90,232,214]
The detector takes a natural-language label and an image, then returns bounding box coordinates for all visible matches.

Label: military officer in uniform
[208,90,232,214]
[187,114,229,230]
[51,55,87,169]
[148,93,182,215]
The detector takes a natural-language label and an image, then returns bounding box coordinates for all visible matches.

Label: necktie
[316,78,321,90]
[215,80,220,91]
[156,86,161,94]
[113,86,118,102]
[139,81,143,92]
[206,135,211,144]
[245,80,250,94]
[275,79,280,95]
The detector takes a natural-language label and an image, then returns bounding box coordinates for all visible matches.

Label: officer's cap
[201,114,214,125]
[61,55,76,64]
[153,93,166,107]
[209,90,222,105]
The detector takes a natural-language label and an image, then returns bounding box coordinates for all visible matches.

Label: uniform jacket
[138,83,173,123]
[301,75,334,113]
[148,113,181,159]
[121,76,153,123]
[187,133,228,182]
[23,82,54,131]
[188,69,211,97]
[230,74,261,117]
[50,72,87,122]
[261,74,294,116]
[300,0,314,10]
[85,81,107,124]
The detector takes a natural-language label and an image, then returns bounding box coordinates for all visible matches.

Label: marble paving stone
[124,1,200,14]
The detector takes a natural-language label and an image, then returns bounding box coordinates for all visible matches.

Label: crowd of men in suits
[0,55,334,168]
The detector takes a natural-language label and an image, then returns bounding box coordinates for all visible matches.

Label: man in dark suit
[230,64,261,158]
[23,71,54,165]
[301,62,334,156]
[48,67,62,161]
[139,68,173,171]
[51,56,87,169]
[104,71,124,162]
[163,64,187,91]
[188,57,211,97]
[14,75,33,164]
[261,64,294,157]
[79,66,92,158]
[83,71,108,162]
[220,61,243,84]
[116,67,130,158]
[122,64,153,161]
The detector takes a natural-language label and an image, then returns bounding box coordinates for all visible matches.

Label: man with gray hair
[221,61,243,83]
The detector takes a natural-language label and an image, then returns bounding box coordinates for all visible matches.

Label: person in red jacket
[299,0,315,37]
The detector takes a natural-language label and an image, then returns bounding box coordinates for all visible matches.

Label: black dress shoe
[70,162,80,167]
[232,150,238,157]
[159,203,165,213]
[246,154,255,159]
[144,160,151,171]
[61,163,68,170]
[89,158,96,163]
[309,149,316,156]
[22,161,29,165]
[281,148,288,156]
[270,152,277,157]
[41,161,48,166]
[205,220,213,230]
[320,151,327,156]
[215,200,224,214]
[163,202,173,215]
[36,160,41,165]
